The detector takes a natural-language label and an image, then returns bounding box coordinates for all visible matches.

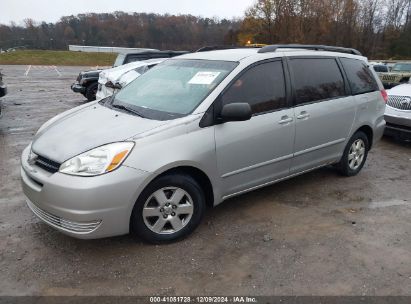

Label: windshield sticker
[188,71,221,85]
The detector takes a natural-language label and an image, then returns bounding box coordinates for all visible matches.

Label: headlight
[59,142,135,176]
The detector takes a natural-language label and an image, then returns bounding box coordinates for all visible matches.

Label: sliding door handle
[279,116,293,125]
[297,111,310,120]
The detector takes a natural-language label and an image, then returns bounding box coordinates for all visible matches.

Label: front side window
[290,58,346,105]
[113,59,237,120]
[341,58,379,95]
[221,60,287,115]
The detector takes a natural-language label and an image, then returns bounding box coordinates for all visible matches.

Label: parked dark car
[0,71,7,118]
[71,50,189,101]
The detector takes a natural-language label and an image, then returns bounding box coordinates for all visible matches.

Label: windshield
[113,59,238,120]
[113,54,126,67]
[392,63,411,72]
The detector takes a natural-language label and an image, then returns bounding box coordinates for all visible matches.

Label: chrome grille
[35,155,61,173]
[381,74,398,82]
[27,200,101,234]
[387,95,411,111]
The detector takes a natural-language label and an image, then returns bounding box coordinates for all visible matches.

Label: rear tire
[85,82,98,101]
[130,174,206,244]
[337,131,369,177]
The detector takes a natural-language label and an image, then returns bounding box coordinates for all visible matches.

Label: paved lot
[0,65,410,296]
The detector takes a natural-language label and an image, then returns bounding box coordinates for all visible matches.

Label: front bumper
[21,145,151,239]
[384,107,411,140]
[71,83,86,94]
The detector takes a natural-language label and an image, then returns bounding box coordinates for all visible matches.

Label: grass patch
[0,50,117,66]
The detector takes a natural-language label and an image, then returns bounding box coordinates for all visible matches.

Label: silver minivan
[21,45,387,243]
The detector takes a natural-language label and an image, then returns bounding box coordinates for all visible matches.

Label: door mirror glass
[220,103,252,122]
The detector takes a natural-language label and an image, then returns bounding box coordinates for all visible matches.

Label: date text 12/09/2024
[150,297,258,303]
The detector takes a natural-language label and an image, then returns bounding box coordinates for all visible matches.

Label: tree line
[240,0,411,58]
[0,0,410,58]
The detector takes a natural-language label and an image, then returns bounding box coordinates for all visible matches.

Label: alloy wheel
[348,139,365,170]
[142,187,194,235]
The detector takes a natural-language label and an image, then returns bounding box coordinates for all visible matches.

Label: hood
[387,83,411,96]
[81,69,103,78]
[31,104,168,163]
[99,59,166,84]
[99,62,145,83]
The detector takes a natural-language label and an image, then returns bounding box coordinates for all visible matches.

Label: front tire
[85,82,98,101]
[337,131,369,177]
[130,174,206,244]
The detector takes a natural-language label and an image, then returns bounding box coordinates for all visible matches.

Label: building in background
[68,45,156,53]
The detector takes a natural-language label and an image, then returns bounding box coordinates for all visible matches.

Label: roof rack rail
[258,44,362,56]
[196,45,261,52]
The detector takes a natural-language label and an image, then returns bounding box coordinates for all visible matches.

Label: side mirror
[105,81,122,90]
[220,103,252,122]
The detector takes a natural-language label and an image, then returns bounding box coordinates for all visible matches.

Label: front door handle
[297,111,310,120]
[279,116,293,125]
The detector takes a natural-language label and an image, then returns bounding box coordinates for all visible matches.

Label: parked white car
[96,58,167,100]
[385,80,411,141]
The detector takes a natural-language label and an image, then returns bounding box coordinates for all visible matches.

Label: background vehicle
[370,63,389,74]
[379,62,411,89]
[71,50,188,101]
[22,45,386,243]
[0,71,7,118]
[96,58,166,100]
[385,80,411,141]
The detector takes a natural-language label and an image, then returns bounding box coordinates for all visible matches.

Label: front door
[214,60,295,197]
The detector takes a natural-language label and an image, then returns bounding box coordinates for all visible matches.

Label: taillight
[380,89,388,103]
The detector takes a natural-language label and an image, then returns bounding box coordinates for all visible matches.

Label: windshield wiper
[111,103,145,118]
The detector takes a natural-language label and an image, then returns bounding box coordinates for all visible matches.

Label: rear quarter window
[341,58,379,95]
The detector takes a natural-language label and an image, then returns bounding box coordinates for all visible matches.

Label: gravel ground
[0,65,410,296]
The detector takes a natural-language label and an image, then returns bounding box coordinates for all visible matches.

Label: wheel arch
[355,125,374,149]
[85,81,98,101]
[138,165,215,209]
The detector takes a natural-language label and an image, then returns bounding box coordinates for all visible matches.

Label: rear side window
[221,61,287,115]
[341,58,379,95]
[289,58,346,105]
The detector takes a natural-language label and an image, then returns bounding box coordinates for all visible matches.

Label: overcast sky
[0,0,253,25]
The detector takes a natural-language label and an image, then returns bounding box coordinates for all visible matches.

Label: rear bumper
[373,118,386,146]
[71,83,85,94]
